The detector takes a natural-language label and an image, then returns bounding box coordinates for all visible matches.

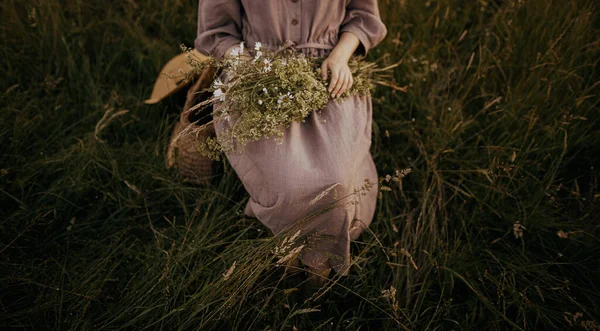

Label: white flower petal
[212,78,224,89]
[213,88,225,101]
[262,58,272,72]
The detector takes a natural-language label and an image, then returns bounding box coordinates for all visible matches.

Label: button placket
[290,0,301,42]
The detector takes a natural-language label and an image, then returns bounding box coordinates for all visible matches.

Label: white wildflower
[258,99,263,105]
[230,47,240,58]
[254,41,262,51]
[263,58,272,72]
[212,78,224,89]
[254,51,263,61]
[213,88,225,101]
[239,41,245,55]
[278,92,294,105]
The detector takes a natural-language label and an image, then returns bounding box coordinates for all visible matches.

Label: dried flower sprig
[272,229,305,266]
[173,41,401,161]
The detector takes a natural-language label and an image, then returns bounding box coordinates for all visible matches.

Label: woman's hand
[320,55,353,99]
[321,32,361,99]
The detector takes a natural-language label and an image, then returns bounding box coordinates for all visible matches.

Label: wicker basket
[165,65,217,185]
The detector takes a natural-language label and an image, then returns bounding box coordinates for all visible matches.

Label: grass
[1,0,599,329]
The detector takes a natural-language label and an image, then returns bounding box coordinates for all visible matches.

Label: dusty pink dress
[195,0,387,276]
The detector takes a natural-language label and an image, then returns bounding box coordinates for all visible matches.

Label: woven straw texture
[166,66,216,185]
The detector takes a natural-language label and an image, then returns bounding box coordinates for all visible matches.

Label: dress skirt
[212,73,379,276]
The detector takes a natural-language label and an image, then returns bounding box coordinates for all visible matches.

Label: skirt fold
[214,94,378,276]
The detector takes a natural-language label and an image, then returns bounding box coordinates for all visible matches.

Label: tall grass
[1,0,599,329]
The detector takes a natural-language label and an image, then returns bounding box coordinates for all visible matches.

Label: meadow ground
[1,0,599,329]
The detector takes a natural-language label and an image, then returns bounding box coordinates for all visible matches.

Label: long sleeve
[194,0,244,60]
[339,0,388,56]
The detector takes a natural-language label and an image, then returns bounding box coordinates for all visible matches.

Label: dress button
[291,19,299,25]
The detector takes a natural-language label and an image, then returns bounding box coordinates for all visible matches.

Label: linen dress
[195,0,387,276]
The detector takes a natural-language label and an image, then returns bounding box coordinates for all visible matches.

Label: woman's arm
[320,32,360,99]
[322,0,388,98]
[195,0,244,60]
[339,0,388,57]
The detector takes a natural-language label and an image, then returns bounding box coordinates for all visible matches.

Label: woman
[195,0,387,287]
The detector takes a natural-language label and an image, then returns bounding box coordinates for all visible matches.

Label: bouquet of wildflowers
[172,40,401,161]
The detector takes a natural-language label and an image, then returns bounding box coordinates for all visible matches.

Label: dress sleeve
[339,0,388,56]
[194,0,244,60]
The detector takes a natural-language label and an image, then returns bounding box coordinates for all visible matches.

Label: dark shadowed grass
[1,0,599,329]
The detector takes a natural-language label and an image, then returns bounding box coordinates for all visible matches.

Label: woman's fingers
[329,68,340,96]
[340,73,351,97]
[334,71,352,98]
[348,74,354,91]
[322,60,353,98]
[321,61,328,81]
[335,72,347,98]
